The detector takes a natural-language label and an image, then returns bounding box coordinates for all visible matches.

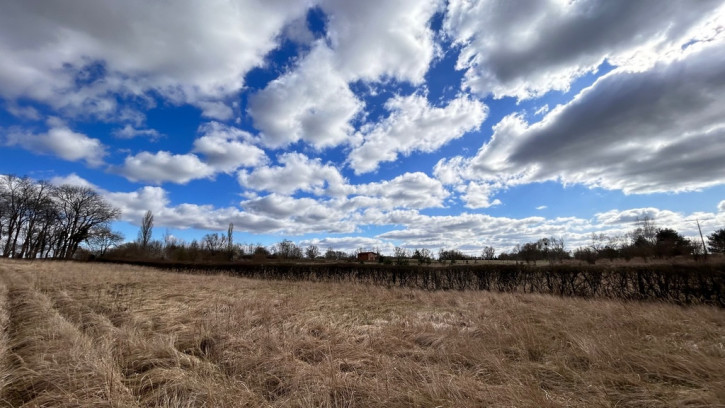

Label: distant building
[357,251,378,262]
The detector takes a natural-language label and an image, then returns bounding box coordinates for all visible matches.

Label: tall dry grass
[0,259,723,407]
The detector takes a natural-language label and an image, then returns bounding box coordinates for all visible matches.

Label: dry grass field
[0,259,723,407]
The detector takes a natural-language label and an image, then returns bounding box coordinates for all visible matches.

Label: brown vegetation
[1,259,724,407]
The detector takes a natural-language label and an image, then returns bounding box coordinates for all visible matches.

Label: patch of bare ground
[0,259,723,407]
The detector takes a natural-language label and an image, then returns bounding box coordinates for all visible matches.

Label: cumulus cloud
[248,43,363,149]
[348,172,449,210]
[719,201,725,213]
[0,0,309,117]
[117,151,214,184]
[436,40,725,199]
[107,185,285,232]
[238,153,448,210]
[4,124,106,166]
[444,0,724,99]
[113,124,162,140]
[459,182,501,209]
[49,173,99,189]
[238,152,347,196]
[241,194,354,234]
[197,101,234,121]
[319,0,441,83]
[248,0,442,150]
[115,121,268,184]
[192,122,267,173]
[348,93,487,174]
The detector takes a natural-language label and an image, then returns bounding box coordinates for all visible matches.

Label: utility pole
[696,219,708,260]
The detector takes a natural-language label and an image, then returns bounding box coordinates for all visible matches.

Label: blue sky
[1,0,724,255]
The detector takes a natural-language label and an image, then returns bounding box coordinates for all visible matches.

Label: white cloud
[349,172,449,210]
[239,153,448,210]
[437,40,725,199]
[192,122,267,173]
[4,124,106,166]
[113,124,162,140]
[0,0,310,117]
[247,0,442,150]
[248,42,363,149]
[348,93,487,174]
[719,201,725,213]
[49,173,98,189]
[536,206,547,211]
[5,103,41,120]
[241,194,354,234]
[238,152,347,196]
[197,101,234,121]
[106,186,170,217]
[460,182,501,209]
[115,122,268,183]
[444,0,725,99]
[319,0,441,83]
[117,151,214,184]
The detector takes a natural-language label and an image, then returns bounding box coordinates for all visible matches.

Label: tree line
[0,175,120,259]
[499,217,724,265]
[103,211,724,266]
[4,178,721,266]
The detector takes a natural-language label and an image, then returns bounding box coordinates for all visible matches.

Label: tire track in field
[0,276,9,402]
[0,271,138,407]
[47,285,264,407]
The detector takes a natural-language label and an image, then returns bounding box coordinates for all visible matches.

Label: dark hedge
[97,259,724,306]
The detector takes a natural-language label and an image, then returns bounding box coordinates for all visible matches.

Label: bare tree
[52,185,120,259]
[274,239,302,259]
[139,210,154,250]
[1,175,34,257]
[202,233,226,255]
[305,244,320,260]
[481,246,495,260]
[85,224,124,256]
[393,247,409,265]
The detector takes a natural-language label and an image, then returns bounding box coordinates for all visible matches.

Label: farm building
[357,252,379,262]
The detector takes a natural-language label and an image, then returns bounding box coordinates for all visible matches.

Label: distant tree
[438,248,466,261]
[305,244,320,260]
[85,224,124,257]
[226,223,234,259]
[412,248,432,264]
[574,247,597,264]
[274,239,301,259]
[481,246,496,260]
[625,216,657,261]
[202,233,226,255]
[708,229,725,253]
[654,228,691,258]
[518,242,541,264]
[393,247,409,265]
[325,247,336,260]
[253,244,270,259]
[631,216,657,246]
[545,237,568,263]
[138,210,154,250]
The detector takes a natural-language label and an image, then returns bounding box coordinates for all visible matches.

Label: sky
[1,0,725,255]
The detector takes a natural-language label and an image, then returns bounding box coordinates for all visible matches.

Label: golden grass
[0,259,723,407]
